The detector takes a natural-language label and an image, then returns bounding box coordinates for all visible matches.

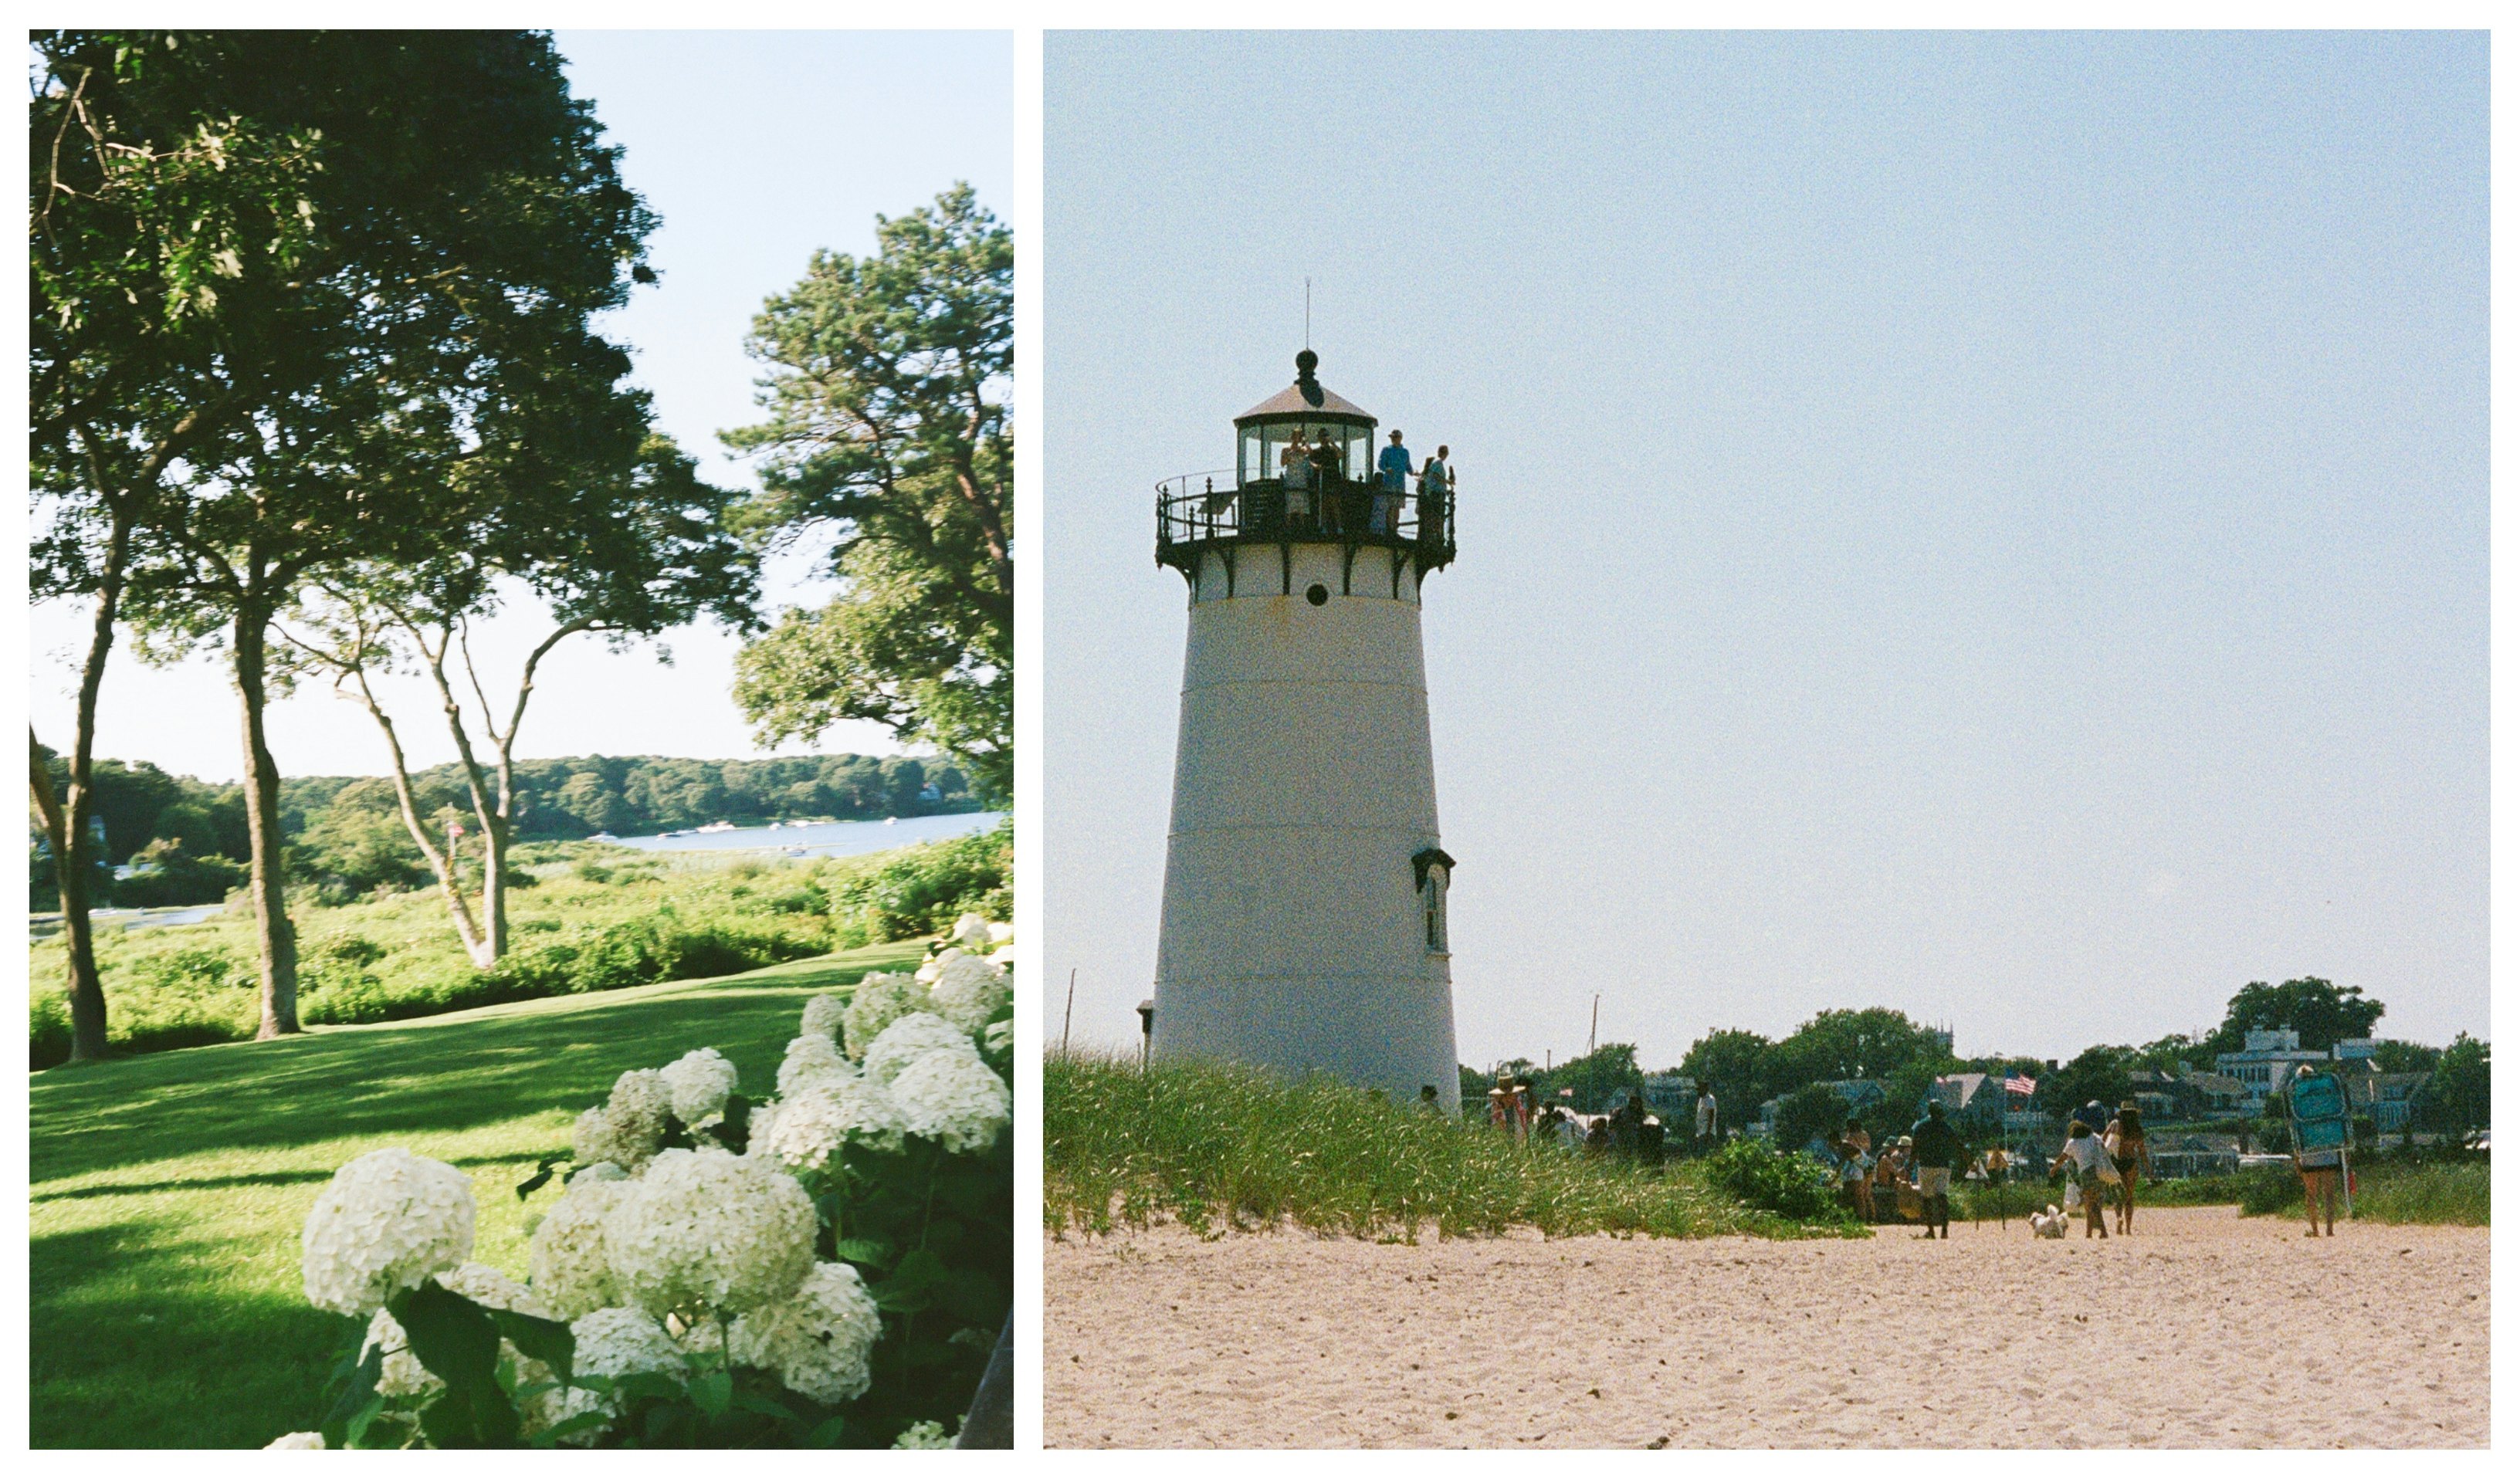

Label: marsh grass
[1044,1052,1863,1243]
[29,940,925,1449]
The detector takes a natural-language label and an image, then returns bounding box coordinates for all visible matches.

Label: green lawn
[29,939,924,1450]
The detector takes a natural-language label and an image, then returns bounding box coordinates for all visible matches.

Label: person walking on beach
[2291,1072,2346,1237]
[2105,1102,2154,1234]
[2052,1120,2110,1238]
[1908,1101,1961,1239]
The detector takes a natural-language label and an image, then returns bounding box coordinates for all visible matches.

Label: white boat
[882,817,898,825]
[696,821,737,834]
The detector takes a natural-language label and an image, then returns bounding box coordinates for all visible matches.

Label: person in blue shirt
[1373,429,1413,536]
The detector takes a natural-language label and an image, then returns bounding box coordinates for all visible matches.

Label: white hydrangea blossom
[529,1172,630,1319]
[985,921,1014,946]
[928,953,1009,1034]
[660,1047,738,1129]
[266,1432,326,1450]
[743,1099,784,1159]
[982,1020,1013,1059]
[862,1012,978,1086]
[361,1306,439,1399]
[605,1068,671,1152]
[988,945,1016,966]
[842,971,926,1059]
[913,955,945,987]
[889,1049,1011,1152]
[302,1148,477,1316]
[760,1074,909,1169]
[799,992,847,1042]
[603,1146,817,1316]
[949,912,993,951]
[727,1261,883,1406]
[440,1259,552,1318]
[570,1305,687,1382]
[777,1032,855,1098]
[894,1420,957,1449]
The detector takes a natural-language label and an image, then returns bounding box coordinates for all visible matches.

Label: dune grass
[29,939,923,1450]
[1954,1160,2489,1227]
[1043,1052,1860,1243]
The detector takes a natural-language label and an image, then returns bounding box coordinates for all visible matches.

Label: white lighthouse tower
[1149,349,1462,1112]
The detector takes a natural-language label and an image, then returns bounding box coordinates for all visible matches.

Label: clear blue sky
[1042,30,2488,1066]
[29,30,1011,783]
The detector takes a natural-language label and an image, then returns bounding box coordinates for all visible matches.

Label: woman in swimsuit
[2105,1102,2154,1234]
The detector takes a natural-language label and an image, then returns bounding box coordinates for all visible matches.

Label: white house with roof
[2213,1028,2332,1112]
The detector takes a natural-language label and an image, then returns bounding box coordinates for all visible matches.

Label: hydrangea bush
[273,930,1013,1450]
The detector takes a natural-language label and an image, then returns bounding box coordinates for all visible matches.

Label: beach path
[1045,1205,2485,1447]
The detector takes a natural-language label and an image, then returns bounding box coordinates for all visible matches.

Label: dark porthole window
[1305,584,1329,606]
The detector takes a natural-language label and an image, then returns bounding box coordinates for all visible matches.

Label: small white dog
[2029,1203,2069,1238]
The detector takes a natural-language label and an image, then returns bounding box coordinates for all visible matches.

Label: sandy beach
[1045,1205,2487,1448]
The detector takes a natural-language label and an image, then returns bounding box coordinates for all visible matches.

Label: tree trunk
[346,668,494,966]
[36,505,135,1062]
[29,732,109,1062]
[233,605,300,1037]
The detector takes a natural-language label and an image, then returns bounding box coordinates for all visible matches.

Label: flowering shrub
[275,931,1012,1450]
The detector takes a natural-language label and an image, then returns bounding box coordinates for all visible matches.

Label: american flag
[2003,1074,2037,1097]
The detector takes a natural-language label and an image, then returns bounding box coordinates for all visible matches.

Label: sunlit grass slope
[29,940,921,1449]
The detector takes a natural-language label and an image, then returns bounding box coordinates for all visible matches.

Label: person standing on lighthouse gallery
[1377,428,1413,535]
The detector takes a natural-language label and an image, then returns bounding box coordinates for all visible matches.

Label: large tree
[280,431,755,964]
[726,184,1012,800]
[1768,1007,1937,1090]
[1678,1027,1775,1130]
[103,31,656,1038]
[29,32,329,1060]
[2205,976,2386,1056]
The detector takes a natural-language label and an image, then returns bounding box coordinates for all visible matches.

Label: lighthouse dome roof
[1236,349,1375,426]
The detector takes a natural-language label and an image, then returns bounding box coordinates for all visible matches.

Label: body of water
[607,811,1004,860]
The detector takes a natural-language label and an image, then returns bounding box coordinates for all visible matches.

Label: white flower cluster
[727,1261,884,1405]
[760,1071,909,1169]
[604,1146,818,1317]
[302,1149,477,1316]
[948,912,993,952]
[266,1432,326,1450]
[777,1031,853,1098]
[893,1420,957,1449]
[572,1068,672,1172]
[527,1165,631,1319]
[927,951,1010,1034]
[799,992,847,1042]
[661,1047,739,1129]
[841,971,926,1059]
[286,946,1014,1447]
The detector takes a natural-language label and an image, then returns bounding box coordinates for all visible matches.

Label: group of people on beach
[1824,1100,1969,1238]
[2044,1102,2155,1238]
[1277,427,1450,538]
[1470,1074,1723,1166]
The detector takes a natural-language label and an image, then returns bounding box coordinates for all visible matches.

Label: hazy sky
[29,30,1011,783]
[1042,30,2488,1067]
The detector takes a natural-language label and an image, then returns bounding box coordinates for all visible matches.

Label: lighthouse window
[1421,863,1450,955]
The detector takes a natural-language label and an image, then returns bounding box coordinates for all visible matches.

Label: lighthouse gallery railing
[1154,469,1457,579]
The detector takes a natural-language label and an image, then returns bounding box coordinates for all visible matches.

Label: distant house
[2181,1070,2250,1117]
[2147,1132,2243,1178]
[1929,1073,2007,1128]
[2346,1070,2429,1135]
[1641,1074,1696,1121]
[2214,1028,2329,1112]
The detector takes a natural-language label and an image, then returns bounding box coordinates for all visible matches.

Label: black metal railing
[1155,469,1458,577]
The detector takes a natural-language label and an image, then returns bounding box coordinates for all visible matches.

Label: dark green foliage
[1678,1027,1776,1128]
[1771,1082,1851,1155]
[821,820,1012,946]
[727,187,1012,800]
[2037,1044,2133,1125]
[2417,1033,2489,1133]
[1701,1137,1858,1227]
